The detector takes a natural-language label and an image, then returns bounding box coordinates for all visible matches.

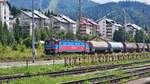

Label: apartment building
[79,18,99,35]
[17,10,50,35]
[49,14,77,34]
[97,18,122,40]
[0,0,10,29]
[125,23,143,37]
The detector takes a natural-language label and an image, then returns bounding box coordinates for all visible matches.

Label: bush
[22,37,32,48]
[12,45,20,51]
[20,45,26,52]
[35,43,42,49]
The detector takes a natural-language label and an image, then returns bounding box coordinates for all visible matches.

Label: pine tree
[65,30,75,40]
[113,28,134,42]
[113,28,126,42]
[14,18,22,43]
[134,30,145,43]
[0,22,8,45]
[0,21,3,44]
[7,32,15,46]
[35,28,41,41]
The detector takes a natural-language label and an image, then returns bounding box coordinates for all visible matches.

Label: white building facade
[17,10,50,35]
[97,18,122,40]
[0,0,10,29]
[49,14,77,34]
[125,23,143,37]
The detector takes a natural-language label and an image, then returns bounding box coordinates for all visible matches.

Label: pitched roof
[60,15,76,24]
[126,23,142,30]
[81,18,98,26]
[0,0,7,3]
[105,18,114,23]
[21,11,40,19]
[97,17,115,25]
[51,14,76,24]
[34,10,49,19]
[21,10,50,19]
[114,23,123,27]
[51,15,68,23]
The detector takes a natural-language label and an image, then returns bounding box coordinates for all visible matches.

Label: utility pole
[39,0,42,11]
[79,0,82,21]
[123,9,127,43]
[78,0,82,35]
[32,0,36,63]
[142,27,145,52]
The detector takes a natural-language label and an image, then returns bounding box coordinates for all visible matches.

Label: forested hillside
[84,1,150,29]
[9,0,150,29]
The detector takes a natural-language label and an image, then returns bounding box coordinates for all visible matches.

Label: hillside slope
[84,1,150,29]
[8,0,150,29]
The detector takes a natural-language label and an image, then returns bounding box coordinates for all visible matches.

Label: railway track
[0,60,150,82]
[62,65,150,84]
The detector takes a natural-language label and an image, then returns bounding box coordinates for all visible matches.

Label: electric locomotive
[44,40,90,54]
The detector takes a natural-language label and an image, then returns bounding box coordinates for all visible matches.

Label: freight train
[44,40,150,55]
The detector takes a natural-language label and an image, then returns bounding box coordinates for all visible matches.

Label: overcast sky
[91,0,150,4]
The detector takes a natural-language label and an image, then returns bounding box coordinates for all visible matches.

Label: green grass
[0,47,44,62]
[2,59,150,84]
[6,67,129,84]
[0,64,73,76]
[0,58,150,76]
[6,69,117,84]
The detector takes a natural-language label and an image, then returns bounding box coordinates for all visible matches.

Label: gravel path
[127,77,150,84]
[0,60,64,68]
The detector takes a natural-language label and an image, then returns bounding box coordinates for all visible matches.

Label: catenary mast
[32,0,36,63]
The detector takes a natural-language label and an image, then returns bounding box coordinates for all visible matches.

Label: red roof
[0,0,7,3]
[80,18,98,26]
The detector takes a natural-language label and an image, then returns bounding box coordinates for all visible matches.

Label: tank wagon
[44,40,150,55]
[108,42,124,52]
[123,43,137,52]
[89,41,109,53]
[147,44,150,51]
[136,43,147,52]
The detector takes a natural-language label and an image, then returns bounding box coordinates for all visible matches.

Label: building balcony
[107,27,113,30]
[107,34,113,37]
[106,25,113,27]
[106,31,112,33]
[80,28,86,31]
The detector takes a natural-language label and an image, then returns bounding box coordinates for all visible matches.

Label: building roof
[87,18,98,25]
[60,15,76,24]
[34,10,49,19]
[96,17,115,24]
[126,23,142,30]
[114,23,123,27]
[51,14,76,24]
[105,18,114,22]
[21,11,40,19]
[51,15,68,23]
[81,18,98,26]
[21,10,50,19]
[105,18,115,24]
[0,0,7,3]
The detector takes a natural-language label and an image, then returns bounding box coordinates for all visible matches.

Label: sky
[91,0,150,4]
